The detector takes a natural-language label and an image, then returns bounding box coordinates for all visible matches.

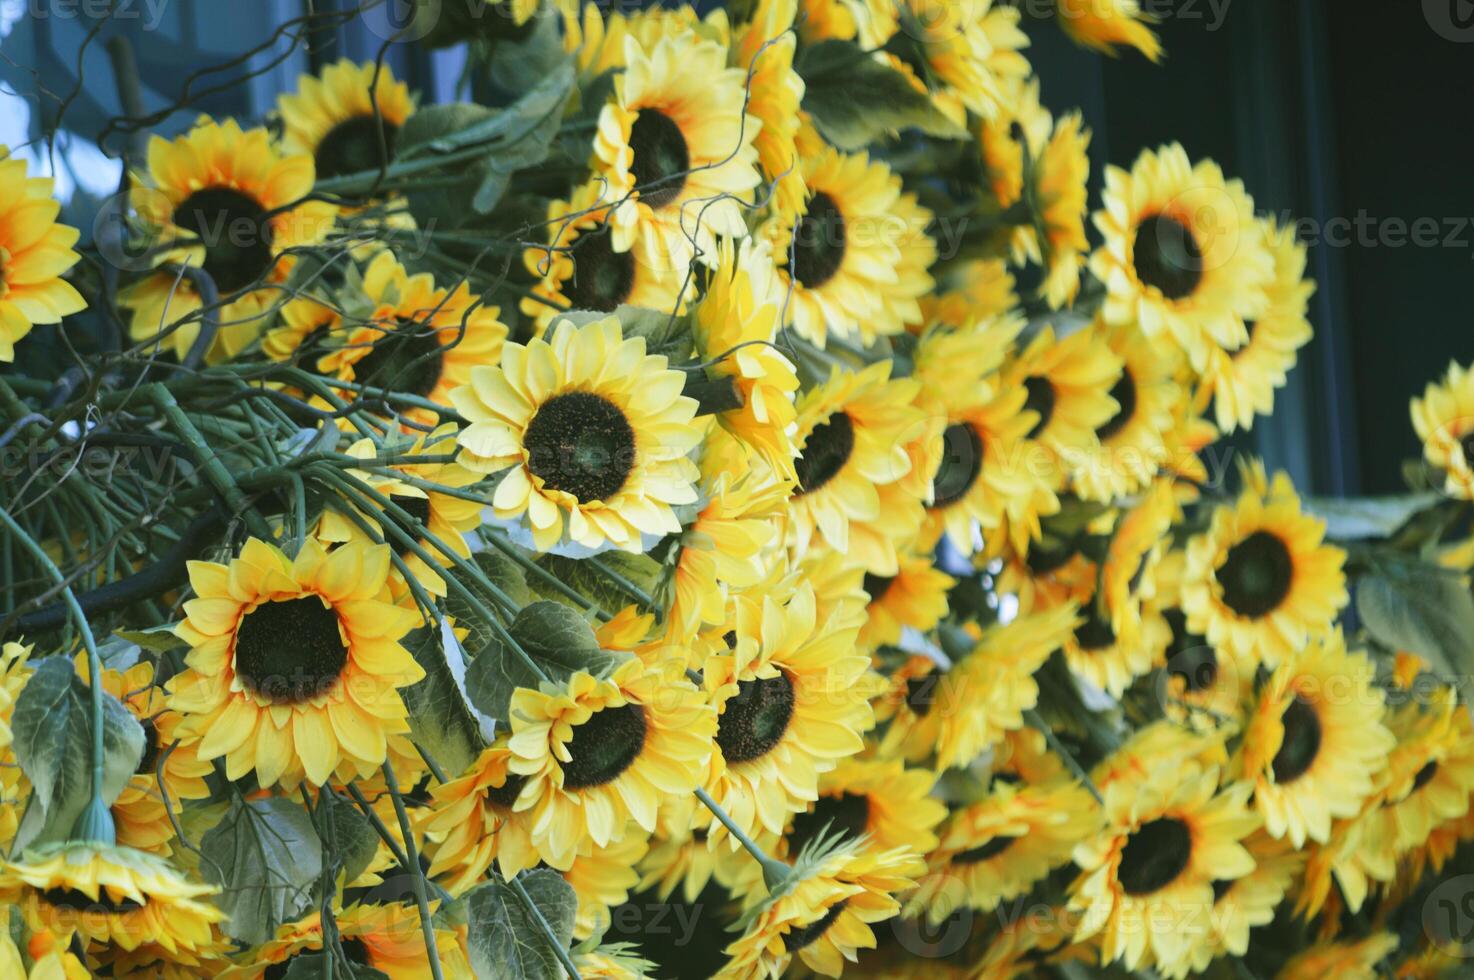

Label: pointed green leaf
[466,870,578,980]
[400,624,488,777]
[200,796,323,945]
[1357,563,1474,678]
[798,40,968,150]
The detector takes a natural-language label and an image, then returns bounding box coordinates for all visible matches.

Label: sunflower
[1411,359,1474,501]
[995,522,1099,615]
[278,59,415,186]
[857,550,953,651]
[167,536,423,789]
[1069,764,1258,975]
[1202,217,1315,432]
[0,928,88,979]
[887,1,1030,121]
[1091,143,1274,371]
[1181,463,1347,669]
[522,178,687,335]
[1274,933,1398,980]
[1378,686,1474,855]
[765,147,932,347]
[1061,586,1170,699]
[565,828,651,940]
[592,31,761,274]
[260,291,341,367]
[703,583,873,842]
[1,841,223,956]
[733,0,808,218]
[786,362,926,574]
[507,656,713,868]
[637,796,743,903]
[451,314,703,553]
[1235,631,1394,847]
[720,840,919,979]
[1158,601,1250,733]
[1101,480,1177,642]
[122,118,334,361]
[422,740,539,892]
[908,779,1099,925]
[1056,0,1162,60]
[317,250,507,426]
[917,259,1018,334]
[221,903,469,979]
[0,148,86,361]
[781,756,947,862]
[989,727,1070,788]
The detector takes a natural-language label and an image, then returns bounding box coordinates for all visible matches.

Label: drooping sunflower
[1,841,223,957]
[317,250,507,425]
[167,536,424,789]
[781,756,947,861]
[592,31,762,274]
[522,178,687,336]
[1055,0,1162,60]
[1182,463,1347,669]
[122,118,334,361]
[278,59,416,184]
[1202,217,1315,432]
[507,656,714,868]
[857,550,954,650]
[704,583,873,842]
[220,903,469,979]
[1091,143,1274,371]
[908,779,1099,925]
[423,739,540,893]
[1411,358,1474,501]
[636,795,754,903]
[451,314,703,553]
[1101,479,1177,643]
[887,0,1030,121]
[0,148,86,361]
[1069,764,1258,975]
[1235,631,1394,847]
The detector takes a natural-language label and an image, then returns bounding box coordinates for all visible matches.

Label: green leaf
[200,796,323,945]
[530,552,662,615]
[1357,562,1474,677]
[797,40,969,150]
[399,624,488,778]
[447,550,533,657]
[113,624,186,654]
[1304,493,1440,540]
[466,870,578,980]
[464,601,630,722]
[280,952,390,980]
[314,791,379,886]
[10,657,145,850]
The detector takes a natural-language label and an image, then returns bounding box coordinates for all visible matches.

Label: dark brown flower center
[388,493,434,546]
[1133,212,1203,301]
[794,411,855,495]
[563,228,637,312]
[1413,760,1439,792]
[1271,694,1322,784]
[783,899,849,952]
[523,391,637,504]
[351,316,446,397]
[905,672,939,717]
[1165,610,1218,693]
[234,595,348,703]
[1074,605,1117,651]
[1217,530,1294,618]
[787,792,871,854]
[628,109,690,210]
[41,887,144,914]
[484,771,528,810]
[562,703,648,789]
[1117,816,1192,895]
[1022,376,1056,439]
[789,191,847,289]
[136,717,160,776]
[316,115,400,182]
[1095,370,1138,443]
[863,573,895,604]
[1460,432,1474,469]
[716,672,795,765]
[953,833,1018,864]
[1025,537,1076,575]
[172,186,275,294]
[932,422,984,509]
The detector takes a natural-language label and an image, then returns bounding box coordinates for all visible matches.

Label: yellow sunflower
[1411,358,1474,501]
[857,549,954,650]
[317,250,507,425]
[1,928,89,979]
[1202,217,1315,432]
[1235,630,1394,847]
[888,0,1030,121]
[167,536,423,789]
[1378,685,1474,855]
[261,291,341,367]
[1101,480,1177,642]
[1056,0,1162,60]
[507,656,713,868]
[565,827,651,940]
[1069,764,1258,975]
[423,739,539,892]
[1182,463,1347,669]
[220,903,468,979]
[1158,598,1251,733]
[1169,830,1302,979]
[636,795,749,903]
[0,148,86,360]
[1274,933,1398,980]
[1,841,222,956]
[916,258,1017,334]
[1061,586,1170,699]
[780,756,947,860]
[733,0,807,218]
[592,30,761,274]
[278,59,416,183]
[908,779,1099,925]
[452,314,703,553]
[122,117,334,361]
[703,583,873,842]
[1092,143,1274,371]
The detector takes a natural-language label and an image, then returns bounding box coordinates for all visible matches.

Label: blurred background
[3,0,1471,495]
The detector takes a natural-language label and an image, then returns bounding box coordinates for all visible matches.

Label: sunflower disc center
[1165,611,1219,693]
[787,792,871,854]
[862,572,895,603]
[904,672,939,717]
[1096,370,1139,443]
[565,230,636,312]
[1074,606,1117,651]
[789,192,848,289]
[562,702,648,789]
[1117,816,1193,895]
[1022,376,1056,439]
[524,391,638,504]
[350,316,446,397]
[628,109,690,210]
[1025,537,1075,575]
[794,411,855,495]
[783,899,849,952]
[234,595,348,703]
[387,493,434,550]
[136,717,160,776]
[40,887,145,914]
[1271,694,1322,784]
[953,833,1018,864]
[172,186,275,294]
[1133,212,1204,301]
[932,422,984,509]
[1460,432,1474,469]
[1217,529,1294,618]
[316,116,400,182]
[484,771,529,810]
[716,672,796,765]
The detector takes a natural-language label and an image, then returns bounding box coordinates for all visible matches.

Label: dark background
[5,0,1472,496]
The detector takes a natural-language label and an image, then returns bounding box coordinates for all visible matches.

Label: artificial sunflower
[916,258,1018,334]
[732,0,808,218]
[451,314,703,553]
[507,656,714,868]
[0,928,88,979]
[592,30,761,274]
[221,903,468,979]
[565,827,651,940]
[260,291,341,367]
[0,148,86,361]
[1069,764,1258,975]
[278,59,416,183]
[317,250,507,426]
[1091,142,1273,371]
[1056,0,1162,61]
[167,536,424,789]
[1377,685,1474,856]
[1181,463,1347,669]
[1158,604,1249,732]
[423,739,540,892]
[122,117,333,361]
[636,796,745,903]
[1,841,223,956]
[1100,479,1177,642]
[1411,358,1474,501]
[886,0,1030,121]
[857,550,954,650]
[1274,933,1398,980]
[1235,630,1394,847]
[1060,586,1170,699]
[781,756,947,860]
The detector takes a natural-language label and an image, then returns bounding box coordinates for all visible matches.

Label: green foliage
[797,40,968,150]
[466,869,578,980]
[279,953,390,979]
[1304,493,1440,540]
[399,624,487,778]
[313,790,379,887]
[200,796,324,945]
[1356,557,1474,679]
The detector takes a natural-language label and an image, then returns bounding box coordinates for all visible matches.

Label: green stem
[511,874,583,980]
[694,787,788,888]
[151,388,272,540]
[381,760,445,980]
[1024,709,1104,805]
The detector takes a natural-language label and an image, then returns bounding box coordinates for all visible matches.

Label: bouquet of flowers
[0,1,1471,977]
